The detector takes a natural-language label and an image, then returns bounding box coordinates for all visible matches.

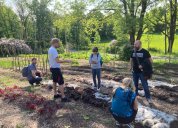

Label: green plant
[94,31,101,44]
[57,42,65,54]
[119,44,133,61]
[79,34,91,50]
[106,36,129,54]
[71,60,79,66]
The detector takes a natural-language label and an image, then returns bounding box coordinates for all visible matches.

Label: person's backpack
[91,53,103,66]
[111,87,135,118]
[142,59,153,79]
[22,66,29,77]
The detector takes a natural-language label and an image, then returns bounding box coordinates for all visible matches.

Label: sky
[5,0,13,6]
[4,0,163,15]
[4,0,96,15]
[5,0,16,10]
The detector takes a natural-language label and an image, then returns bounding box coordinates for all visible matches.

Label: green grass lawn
[0,59,14,69]
[90,34,178,57]
[141,34,178,56]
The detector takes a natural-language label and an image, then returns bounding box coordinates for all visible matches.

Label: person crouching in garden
[89,47,102,91]
[27,58,42,85]
[110,78,138,127]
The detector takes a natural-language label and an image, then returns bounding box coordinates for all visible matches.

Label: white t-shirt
[48,46,60,68]
[89,53,101,69]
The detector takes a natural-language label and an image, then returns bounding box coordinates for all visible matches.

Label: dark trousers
[133,72,151,99]
[92,69,101,88]
[29,73,42,85]
[29,77,42,85]
[110,108,138,124]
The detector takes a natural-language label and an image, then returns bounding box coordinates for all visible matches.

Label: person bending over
[27,58,42,85]
[48,38,71,102]
[110,78,138,127]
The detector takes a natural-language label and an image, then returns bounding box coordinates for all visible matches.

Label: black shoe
[61,97,71,102]
[48,85,53,90]
[53,94,61,100]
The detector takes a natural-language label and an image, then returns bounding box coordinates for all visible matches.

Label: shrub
[106,40,118,54]
[106,36,129,54]
[119,44,133,61]
[57,42,65,54]
[78,34,91,50]
[0,38,32,56]
[94,31,101,44]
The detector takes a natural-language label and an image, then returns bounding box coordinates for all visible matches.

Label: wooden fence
[0,54,49,75]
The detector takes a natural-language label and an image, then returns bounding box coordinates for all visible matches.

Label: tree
[145,7,166,33]
[83,17,101,40]
[0,2,21,38]
[120,0,159,44]
[145,1,177,53]
[54,14,75,44]
[30,0,53,42]
[168,0,177,53]
[109,10,126,40]
[14,0,31,40]
[69,0,91,49]
[93,0,159,44]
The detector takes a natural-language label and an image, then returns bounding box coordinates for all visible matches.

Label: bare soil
[0,60,178,128]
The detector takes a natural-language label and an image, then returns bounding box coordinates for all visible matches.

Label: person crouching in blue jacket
[110,78,138,127]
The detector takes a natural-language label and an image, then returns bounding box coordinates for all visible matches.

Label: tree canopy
[0,0,177,53]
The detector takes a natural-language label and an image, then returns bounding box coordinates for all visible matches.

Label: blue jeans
[92,69,101,88]
[132,72,151,99]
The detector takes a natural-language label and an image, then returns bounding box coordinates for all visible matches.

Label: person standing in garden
[48,38,71,102]
[130,40,153,104]
[89,47,103,91]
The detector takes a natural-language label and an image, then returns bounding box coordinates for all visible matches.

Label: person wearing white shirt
[48,38,71,102]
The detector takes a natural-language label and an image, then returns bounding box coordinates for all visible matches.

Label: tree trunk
[168,0,177,53]
[168,39,173,53]
[136,0,147,40]
[122,0,148,44]
[164,9,167,54]
[129,32,135,44]
[129,0,136,44]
